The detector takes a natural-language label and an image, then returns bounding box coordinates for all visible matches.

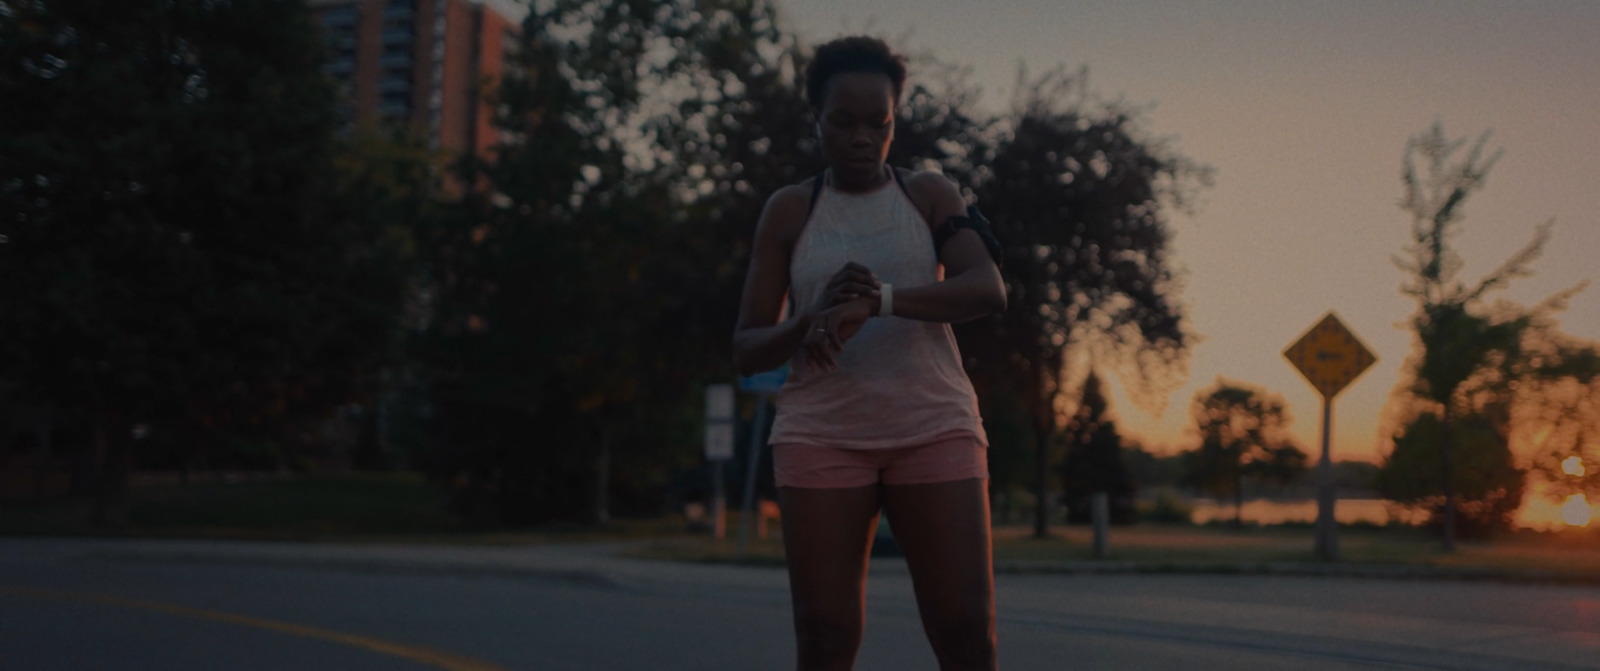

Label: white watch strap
[878,283,893,317]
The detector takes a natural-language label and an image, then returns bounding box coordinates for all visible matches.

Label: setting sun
[1560,494,1592,528]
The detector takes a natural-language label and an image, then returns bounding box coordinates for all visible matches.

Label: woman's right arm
[733,187,813,376]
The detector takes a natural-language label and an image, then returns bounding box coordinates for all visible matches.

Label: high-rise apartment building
[309,0,523,160]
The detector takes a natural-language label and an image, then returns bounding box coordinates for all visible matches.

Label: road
[2,538,1598,670]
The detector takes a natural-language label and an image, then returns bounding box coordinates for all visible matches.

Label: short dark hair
[805,36,907,110]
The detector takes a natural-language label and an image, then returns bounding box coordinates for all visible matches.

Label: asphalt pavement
[3,537,1599,670]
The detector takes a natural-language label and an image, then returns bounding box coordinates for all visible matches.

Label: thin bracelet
[878,283,893,317]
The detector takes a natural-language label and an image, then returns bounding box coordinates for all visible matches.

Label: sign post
[1283,313,1376,562]
[705,383,735,539]
[736,365,787,559]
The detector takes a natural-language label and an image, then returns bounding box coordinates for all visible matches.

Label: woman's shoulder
[756,178,820,243]
[763,178,818,219]
[895,167,959,195]
[895,167,966,223]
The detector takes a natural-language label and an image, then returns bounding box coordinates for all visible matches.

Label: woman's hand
[824,261,880,306]
[801,297,876,374]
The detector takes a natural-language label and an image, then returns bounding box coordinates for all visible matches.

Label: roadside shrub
[1140,490,1193,524]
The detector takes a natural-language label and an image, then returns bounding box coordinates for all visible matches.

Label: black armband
[932,205,1003,269]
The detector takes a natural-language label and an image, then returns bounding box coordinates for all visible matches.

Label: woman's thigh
[881,478,995,627]
[778,485,883,621]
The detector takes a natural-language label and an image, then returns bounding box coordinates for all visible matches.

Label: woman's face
[817,71,895,188]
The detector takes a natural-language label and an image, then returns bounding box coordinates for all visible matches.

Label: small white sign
[704,422,735,461]
[705,383,734,422]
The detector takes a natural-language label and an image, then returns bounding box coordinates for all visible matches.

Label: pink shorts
[772,431,988,489]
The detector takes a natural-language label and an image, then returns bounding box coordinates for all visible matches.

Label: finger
[830,290,869,305]
[834,263,874,283]
[808,340,835,372]
[825,323,844,353]
[832,282,878,300]
[805,322,832,353]
[811,316,839,356]
[827,277,868,297]
[844,281,879,295]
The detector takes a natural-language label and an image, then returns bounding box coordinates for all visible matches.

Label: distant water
[1187,496,1597,529]
[1186,498,1424,526]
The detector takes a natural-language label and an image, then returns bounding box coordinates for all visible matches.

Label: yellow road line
[0,586,510,671]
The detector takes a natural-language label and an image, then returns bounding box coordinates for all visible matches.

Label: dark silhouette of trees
[968,68,1209,537]
[1181,381,1307,527]
[1377,412,1523,537]
[419,0,817,524]
[1059,371,1137,524]
[1392,122,1599,549]
[1,0,423,523]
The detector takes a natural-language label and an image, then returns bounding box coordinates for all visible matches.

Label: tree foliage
[417,0,806,524]
[1377,412,1523,536]
[1180,380,1307,526]
[1391,122,1600,545]
[963,68,1210,536]
[0,0,421,519]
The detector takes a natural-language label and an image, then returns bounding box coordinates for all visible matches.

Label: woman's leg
[882,477,997,671]
[778,484,883,671]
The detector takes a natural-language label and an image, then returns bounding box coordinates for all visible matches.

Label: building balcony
[322,60,356,76]
[378,101,412,119]
[320,9,359,28]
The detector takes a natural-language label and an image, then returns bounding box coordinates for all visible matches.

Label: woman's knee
[925,611,996,668]
[794,611,864,667]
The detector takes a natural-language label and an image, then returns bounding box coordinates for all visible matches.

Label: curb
[13,537,1598,588]
[83,549,625,589]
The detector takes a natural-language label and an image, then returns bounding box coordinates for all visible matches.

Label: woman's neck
[827,165,891,193]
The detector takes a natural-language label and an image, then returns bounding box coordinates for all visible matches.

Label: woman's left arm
[885,173,1007,323]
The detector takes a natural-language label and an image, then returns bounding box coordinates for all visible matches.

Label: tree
[420,0,788,525]
[1376,412,1523,536]
[1180,381,1307,527]
[968,68,1210,537]
[1058,371,1137,524]
[1393,122,1598,549]
[0,0,417,521]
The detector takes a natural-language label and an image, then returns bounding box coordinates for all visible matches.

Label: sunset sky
[788,0,1600,463]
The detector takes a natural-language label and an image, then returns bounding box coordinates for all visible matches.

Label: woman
[732,36,1007,671]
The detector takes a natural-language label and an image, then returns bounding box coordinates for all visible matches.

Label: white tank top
[768,171,988,450]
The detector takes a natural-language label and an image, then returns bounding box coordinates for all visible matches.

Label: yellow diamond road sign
[1284,313,1376,399]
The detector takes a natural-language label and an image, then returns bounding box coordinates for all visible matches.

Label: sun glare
[1560,494,1592,528]
[1562,456,1586,477]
